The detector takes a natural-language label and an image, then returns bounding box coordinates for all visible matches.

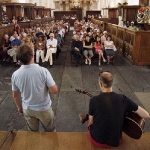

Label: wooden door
[71,8,82,20]
[126,8,137,21]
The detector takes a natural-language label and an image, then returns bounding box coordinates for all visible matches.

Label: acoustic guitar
[75,89,145,139]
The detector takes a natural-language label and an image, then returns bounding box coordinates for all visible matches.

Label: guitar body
[75,89,146,139]
[123,112,145,139]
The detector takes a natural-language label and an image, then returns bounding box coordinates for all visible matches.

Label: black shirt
[86,27,91,33]
[72,40,82,52]
[89,92,138,147]
[45,32,50,39]
[36,32,44,38]
[83,40,92,51]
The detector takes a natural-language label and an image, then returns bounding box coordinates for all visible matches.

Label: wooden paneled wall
[0,24,14,45]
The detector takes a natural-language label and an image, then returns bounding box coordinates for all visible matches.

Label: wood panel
[18,21,34,29]
[139,0,149,6]
[71,8,82,21]
[0,131,17,150]
[126,8,138,21]
[44,9,51,17]
[7,131,150,150]
[108,9,118,18]
[86,11,101,18]
[34,6,45,18]
[54,11,77,20]
[0,24,14,45]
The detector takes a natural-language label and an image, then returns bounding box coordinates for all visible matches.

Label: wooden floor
[0,131,150,150]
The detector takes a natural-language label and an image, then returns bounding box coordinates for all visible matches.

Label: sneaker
[98,61,101,66]
[89,59,91,65]
[79,114,89,124]
[103,59,106,62]
[85,59,88,64]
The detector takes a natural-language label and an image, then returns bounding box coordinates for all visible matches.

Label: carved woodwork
[121,5,140,21]
[34,6,45,18]
[86,11,101,18]
[44,8,51,17]
[139,0,149,6]
[71,8,82,20]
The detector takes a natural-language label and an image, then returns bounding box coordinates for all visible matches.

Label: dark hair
[99,71,113,88]
[17,44,33,65]
[96,36,101,44]
[107,35,112,40]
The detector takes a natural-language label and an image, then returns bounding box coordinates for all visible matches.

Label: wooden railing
[91,19,150,65]
[0,24,14,45]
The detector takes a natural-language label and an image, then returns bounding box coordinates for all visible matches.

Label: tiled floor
[0,31,150,133]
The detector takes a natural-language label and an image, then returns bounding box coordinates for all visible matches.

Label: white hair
[4,34,9,38]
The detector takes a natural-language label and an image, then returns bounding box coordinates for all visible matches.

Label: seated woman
[0,34,11,63]
[94,36,106,66]
[24,35,34,52]
[104,35,115,64]
[83,35,93,65]
[36,35,45,64]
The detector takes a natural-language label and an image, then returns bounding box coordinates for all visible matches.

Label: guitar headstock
[75,89,88,94]
[75,89,93,97]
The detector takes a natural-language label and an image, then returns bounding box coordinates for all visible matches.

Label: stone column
[82,1,88,17]
[38,0,45,6]
[59,2,63,11]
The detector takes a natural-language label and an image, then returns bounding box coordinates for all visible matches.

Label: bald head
[99,72,113,88]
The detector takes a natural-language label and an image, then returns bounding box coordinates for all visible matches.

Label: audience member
[71,35,83,67]
[94,36,106,66]
[11,44,58,132]
[36,35,45,64]
[0,34,11,62]
[79,71,150,148]
[83,35,93,65]
[128,21,139,31]
[7,34,21,64]
[104,35,115,64]
[45,33,57,66]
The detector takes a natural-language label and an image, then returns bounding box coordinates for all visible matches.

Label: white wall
[107,0,139,7]
[126,0,139,5]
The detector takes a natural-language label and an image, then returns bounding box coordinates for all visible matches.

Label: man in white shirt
[45,33,57,66]
[10,31,20,42]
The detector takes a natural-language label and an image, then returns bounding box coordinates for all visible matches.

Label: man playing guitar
[79,71,150,148]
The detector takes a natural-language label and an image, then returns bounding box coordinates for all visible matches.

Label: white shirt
[46,38,57,49]
[10,35,20,41]
[12,64,55,111]
[104,41,114,49]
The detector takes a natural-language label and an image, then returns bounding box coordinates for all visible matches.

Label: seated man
[0,34,11,63]
[7,34,21,64]
[128,21,139,31]
[55,32,61,59]
[71,35,83,67]
[45,33,57,66]
[79,71,150,148]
